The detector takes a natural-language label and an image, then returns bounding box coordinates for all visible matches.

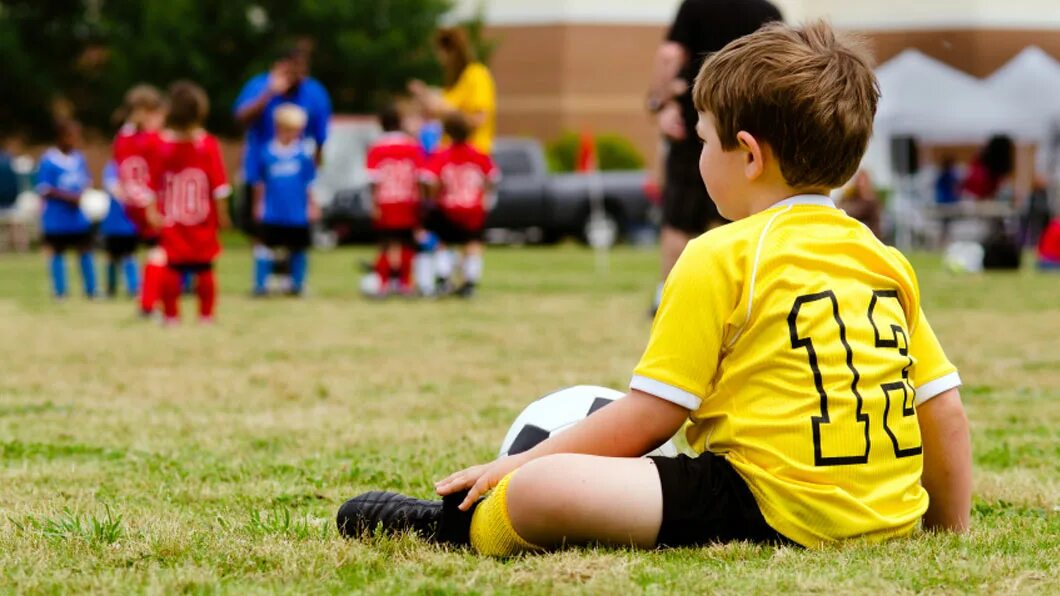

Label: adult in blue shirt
[233,46,331,229]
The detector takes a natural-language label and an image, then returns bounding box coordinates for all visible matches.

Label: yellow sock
[469,471,542,557]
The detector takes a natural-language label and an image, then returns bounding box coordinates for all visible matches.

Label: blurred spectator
[408,27,496,155]
[962,134,1014,201]
[838,170,882,239]
[646,0,782,315]
[233,45,332,227]
[934,155,960,205]
[0,147,17,211]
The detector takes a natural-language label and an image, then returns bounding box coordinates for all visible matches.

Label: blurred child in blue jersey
[35,119,97,299]
[250,104,318,296]
[100,160,141,298]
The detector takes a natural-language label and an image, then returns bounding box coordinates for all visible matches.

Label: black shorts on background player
[259,223,312,251]
[44,232,94,253]
[425,209,483,245]
[104,235,139,259]
[662,0,781,235]
[662,141,723,235]
[649,451,792,547]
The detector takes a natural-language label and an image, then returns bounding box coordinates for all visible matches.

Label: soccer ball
[359,272,382,297]
[498,385,679,458]
[13,191,41,222]
[79,189,110,222]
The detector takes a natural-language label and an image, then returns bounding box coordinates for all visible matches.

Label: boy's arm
[252,183,265,222]
[436,390,688,510]
[917,387,972,532]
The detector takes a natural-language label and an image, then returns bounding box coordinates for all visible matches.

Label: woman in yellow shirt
[409,27,496,155]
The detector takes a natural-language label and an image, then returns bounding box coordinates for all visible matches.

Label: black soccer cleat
[336,490,475,545]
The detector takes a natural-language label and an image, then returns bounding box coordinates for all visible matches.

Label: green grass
[0,242,1057,594]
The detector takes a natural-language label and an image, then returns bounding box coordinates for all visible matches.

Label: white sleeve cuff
[629,375,701,410]
[915,371,962,406]
[213,184,232,200]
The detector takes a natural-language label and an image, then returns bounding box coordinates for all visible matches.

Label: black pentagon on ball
[587,397,614,416]
[508,424,550,455]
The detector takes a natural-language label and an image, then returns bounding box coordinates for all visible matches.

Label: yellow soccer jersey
[442,62,496,155]
[632,194,961,547]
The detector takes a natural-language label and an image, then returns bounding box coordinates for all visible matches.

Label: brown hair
[434,27,474,88]
[113,84,165,126]
[442,112,470,144]
[166,80,209,131]
[693,21,879,190]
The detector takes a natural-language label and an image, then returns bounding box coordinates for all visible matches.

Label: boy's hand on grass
[435,453,529,511]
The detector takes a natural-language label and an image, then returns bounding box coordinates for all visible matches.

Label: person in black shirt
[646,0,782,314]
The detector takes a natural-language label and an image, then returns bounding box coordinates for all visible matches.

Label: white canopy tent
[984,46,1060,174]
[863,49,1028,187]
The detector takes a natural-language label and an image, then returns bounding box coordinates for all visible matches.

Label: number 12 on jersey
[788,290,923,467]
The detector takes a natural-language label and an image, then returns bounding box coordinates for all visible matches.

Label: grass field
[0,241,1057,594]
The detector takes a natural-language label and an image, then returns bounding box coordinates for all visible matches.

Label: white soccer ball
[79,188,110,222]
[359,272,382,297]
[498,385,679,458]
[943,241,985,273]
[13,191,41,222]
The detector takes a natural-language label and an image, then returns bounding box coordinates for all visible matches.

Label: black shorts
[375,228,416,246]
[663,143,725,235]
[44,232,93,253]
[260,224,312,251]
[649,452,791,547]
[104,235,139,258]
[425,210,483,245]
[167,262,213,274]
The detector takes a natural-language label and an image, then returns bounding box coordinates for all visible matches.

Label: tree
[0,0,454,140]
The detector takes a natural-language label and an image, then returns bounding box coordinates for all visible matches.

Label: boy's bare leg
[506,454,663,549]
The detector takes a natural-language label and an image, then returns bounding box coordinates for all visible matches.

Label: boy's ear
[736,131,764,181]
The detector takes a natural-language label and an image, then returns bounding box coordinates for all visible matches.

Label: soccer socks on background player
[462,253,483,289]
[49,253,67,298]
[468,472,542,557]
[123,257,140,296]
[107,261,119,297]
[434,249,455,290]
[253,246,273,295]
[414,252,436,296]
[289,251,307,294]
[196,270,217,320]
[78,251,96,297]
[141,262,164,315]
[160,267,182,322]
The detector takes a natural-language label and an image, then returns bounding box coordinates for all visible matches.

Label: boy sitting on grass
[338,21,972,554]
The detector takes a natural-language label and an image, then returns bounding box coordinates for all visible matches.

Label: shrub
[545,132,645,173]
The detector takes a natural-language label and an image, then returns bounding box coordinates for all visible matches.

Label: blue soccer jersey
[100,161,138,237]
[35,148,91,234]
[253,140,316,227]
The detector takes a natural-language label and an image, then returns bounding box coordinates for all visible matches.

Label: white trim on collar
[268,139,304,158]
[773,194,836,209]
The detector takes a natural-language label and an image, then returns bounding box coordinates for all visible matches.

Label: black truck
[322,136,655,245]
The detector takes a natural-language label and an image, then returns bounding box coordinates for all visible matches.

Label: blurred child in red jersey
[1038,218,1060,270]
[422,113,498,297]
[113,84,167,316]
[153,81,231,324]
[365,101,427,295]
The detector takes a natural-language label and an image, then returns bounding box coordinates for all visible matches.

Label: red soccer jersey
[113,125,162,238]
[1039,218,1060,263]
[424,143,498,231]
[366,132,425,230]
[151,131,230,264]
